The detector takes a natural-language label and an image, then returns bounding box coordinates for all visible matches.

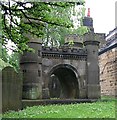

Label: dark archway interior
[49,67,79,99]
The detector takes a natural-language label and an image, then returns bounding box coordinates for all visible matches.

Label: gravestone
[2,66,22,113]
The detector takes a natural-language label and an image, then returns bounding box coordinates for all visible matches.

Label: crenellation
[42,46,87,57]
[42,51,87,61]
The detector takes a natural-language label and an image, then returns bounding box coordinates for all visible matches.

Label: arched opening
[48,64,79,99]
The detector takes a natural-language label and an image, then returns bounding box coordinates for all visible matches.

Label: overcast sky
[85,0,116,35]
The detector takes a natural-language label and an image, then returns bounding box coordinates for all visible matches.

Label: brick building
[99,27,117,97]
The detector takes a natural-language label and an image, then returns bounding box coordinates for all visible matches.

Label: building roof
[99,27,117,55]
[106,27,117,38]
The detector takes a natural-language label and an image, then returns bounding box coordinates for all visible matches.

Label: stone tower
[83,8,100,98]
[20,35,42,99]
[84,33,100,99]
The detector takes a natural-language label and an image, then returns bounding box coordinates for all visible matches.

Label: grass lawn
[2,100,116,118]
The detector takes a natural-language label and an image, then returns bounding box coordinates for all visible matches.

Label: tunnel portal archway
[48,64,79,99]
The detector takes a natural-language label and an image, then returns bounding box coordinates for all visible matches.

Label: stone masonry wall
[99,48,117,96]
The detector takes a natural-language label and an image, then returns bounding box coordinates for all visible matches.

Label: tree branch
[20,9,70,27]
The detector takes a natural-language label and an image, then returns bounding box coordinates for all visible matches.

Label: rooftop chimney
[87,8,90,17]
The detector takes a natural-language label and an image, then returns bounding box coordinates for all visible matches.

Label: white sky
[85,0,116,35]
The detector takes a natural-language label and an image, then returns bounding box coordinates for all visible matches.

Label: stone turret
[83,32,100,99]
[64,34,83,49]
[20,35,42,99]
[82,8,101,99]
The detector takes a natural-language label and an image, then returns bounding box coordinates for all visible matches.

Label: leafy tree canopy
[0,0,85,53]
[42,2,87,47]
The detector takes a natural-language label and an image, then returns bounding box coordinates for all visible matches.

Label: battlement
[42,46,86,53]
[42,46,87,60]
[65,34,83,43]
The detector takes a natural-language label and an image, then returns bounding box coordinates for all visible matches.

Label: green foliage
[0,46,11,70]
[0,1,84,69]
[68,40,74,46]
[8,52,20,72]
[0,1,87,69]
[0,58,11,70]
[74,26,89,35]
[42,3,87,47]
[2,101,115,118]
[1,1,87,51]
[0,46,19,71]
[1,1,84,52]
[0,46,9,63]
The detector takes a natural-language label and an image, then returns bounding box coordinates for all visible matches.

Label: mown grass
[2,100,116,118]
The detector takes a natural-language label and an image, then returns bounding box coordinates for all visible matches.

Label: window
[38,50,40,56]
[23,70,26,73]
[38,70,41,76]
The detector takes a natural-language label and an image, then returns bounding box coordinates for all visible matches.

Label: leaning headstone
[2,66,22,113]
